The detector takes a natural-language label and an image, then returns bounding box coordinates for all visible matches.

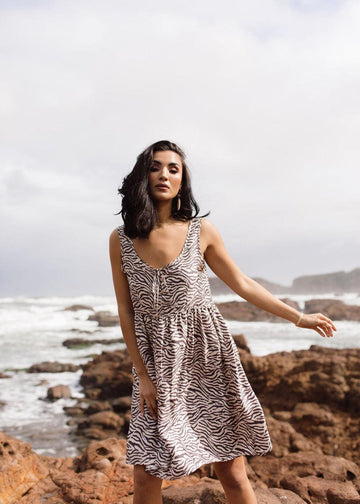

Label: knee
[134,465,162,490]
[221,471,249,491]
[214,464,250,491]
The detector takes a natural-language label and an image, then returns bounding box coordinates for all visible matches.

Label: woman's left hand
[297,312,337,338]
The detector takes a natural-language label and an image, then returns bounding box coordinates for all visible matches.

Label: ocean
[0,293,359,457]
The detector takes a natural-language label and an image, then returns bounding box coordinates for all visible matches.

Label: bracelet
[295,312,304,326]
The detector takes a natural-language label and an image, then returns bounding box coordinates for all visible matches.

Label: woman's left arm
[201,219,336,338]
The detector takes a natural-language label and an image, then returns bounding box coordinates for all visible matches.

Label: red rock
[250,452,360,503]
[0,431,49,504]
[51,438,133,503]
[255,486,308,503]
[162,477,226,503]
[327,482,360,503]
[270,487,308,503]
[47,385,71,400]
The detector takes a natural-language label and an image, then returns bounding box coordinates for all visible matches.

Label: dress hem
[125,445,272,480]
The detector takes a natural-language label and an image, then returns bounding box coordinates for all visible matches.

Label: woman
[109,140,336,504]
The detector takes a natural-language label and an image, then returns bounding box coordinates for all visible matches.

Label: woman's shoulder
[109,226,123,251]
[198,217,218,233]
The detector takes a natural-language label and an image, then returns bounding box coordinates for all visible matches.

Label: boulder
[47,385,72,401]
[88,310,119,327]
[64,304,94,311]
[27,361,80,373]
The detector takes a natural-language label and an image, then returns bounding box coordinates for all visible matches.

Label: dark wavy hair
[118,140,209,238]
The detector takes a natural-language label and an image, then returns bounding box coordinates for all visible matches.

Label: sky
[0,0,359,296]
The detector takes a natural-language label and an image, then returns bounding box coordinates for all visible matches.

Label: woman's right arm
[109,229,158,419]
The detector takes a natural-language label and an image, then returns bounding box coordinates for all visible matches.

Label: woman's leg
[213,456,257,504]
[133,464,163,504]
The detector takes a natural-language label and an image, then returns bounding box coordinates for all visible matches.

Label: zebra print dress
[117,217,272,480]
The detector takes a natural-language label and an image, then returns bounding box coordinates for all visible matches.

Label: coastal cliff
[210,267,360,295]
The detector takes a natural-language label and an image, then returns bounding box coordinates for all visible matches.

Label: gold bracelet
[295,312,304,326]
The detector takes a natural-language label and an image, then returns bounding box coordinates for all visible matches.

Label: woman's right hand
[138,372,158,420]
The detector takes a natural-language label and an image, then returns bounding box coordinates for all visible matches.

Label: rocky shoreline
[1,328,359,503]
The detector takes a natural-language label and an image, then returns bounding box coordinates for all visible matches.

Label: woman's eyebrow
[153,160,180,167]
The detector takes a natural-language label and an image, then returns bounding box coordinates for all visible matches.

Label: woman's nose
[159,169,168,180]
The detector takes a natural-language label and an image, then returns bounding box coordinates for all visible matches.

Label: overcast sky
[1,0,359,297]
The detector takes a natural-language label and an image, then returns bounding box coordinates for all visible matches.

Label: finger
[320,320,334,337]
[314,327,326,338]
[318,314,337,331]
[146,399,157,420]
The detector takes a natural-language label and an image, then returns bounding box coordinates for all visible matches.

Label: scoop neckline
[125,219,195,272]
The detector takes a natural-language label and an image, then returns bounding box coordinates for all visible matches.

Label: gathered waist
[134,301,217,319]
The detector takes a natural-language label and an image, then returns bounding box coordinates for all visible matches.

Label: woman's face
[148,150,183,202]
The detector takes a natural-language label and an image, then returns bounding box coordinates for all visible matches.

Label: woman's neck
[155,201,174,225]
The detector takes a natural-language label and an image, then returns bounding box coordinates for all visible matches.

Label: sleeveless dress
[117,217,272,480]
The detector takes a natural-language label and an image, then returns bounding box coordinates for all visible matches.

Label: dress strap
[117,225,133,274]
[189,218,206,271]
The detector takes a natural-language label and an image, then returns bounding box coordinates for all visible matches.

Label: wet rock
[304,299,360,321]
[63,406,85,417]
[217,298,300,321]
[47,385,71,401]
[88,310,119,327]
[64,304,94,311]
[63,337,122,349]
[0,372,11,379]
[27,361,80,373]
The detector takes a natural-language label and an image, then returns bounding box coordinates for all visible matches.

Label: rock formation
[1,338,359,502]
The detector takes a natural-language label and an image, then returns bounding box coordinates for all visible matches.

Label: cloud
[0,0,359,294]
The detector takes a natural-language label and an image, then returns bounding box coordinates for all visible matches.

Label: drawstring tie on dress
[152,269,169,317]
